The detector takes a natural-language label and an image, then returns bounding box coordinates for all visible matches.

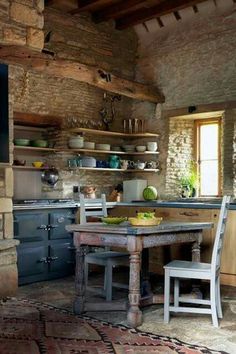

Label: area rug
[0,298,228,354]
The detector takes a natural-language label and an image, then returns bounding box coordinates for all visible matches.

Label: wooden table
[66,221,213,327]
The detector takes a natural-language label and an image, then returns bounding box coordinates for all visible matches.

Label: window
[195,119,221,197]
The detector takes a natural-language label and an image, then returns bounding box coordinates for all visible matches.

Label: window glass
[197,120,220,196]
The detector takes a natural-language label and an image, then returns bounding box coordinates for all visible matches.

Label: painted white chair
[163,195,231,327]
[80,193,129,301]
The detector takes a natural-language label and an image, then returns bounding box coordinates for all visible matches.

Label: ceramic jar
[147,142,158,152]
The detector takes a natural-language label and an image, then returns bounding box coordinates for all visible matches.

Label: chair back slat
[211,196,231,272]
[79,193,107,224]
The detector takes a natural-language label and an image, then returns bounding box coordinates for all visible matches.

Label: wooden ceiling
[46,0,213,30]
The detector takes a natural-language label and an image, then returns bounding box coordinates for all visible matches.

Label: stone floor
[17,271,236,354]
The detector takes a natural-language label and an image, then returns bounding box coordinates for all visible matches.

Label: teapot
[108,155,120,169]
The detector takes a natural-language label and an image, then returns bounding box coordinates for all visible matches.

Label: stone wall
[11,7,137,199]
[165,118,194,197]
[0,1,137,296]
[134,3,236,196]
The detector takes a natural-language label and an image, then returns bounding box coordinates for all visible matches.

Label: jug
[109,155,120,169]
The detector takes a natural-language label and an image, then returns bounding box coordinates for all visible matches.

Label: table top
[66,221,213,236]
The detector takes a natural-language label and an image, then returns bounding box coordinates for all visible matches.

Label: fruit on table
[137,212,155,219]
[101,217,127,224]
[143,186,158,201]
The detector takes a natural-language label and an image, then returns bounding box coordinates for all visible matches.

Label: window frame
[194,118,221,197]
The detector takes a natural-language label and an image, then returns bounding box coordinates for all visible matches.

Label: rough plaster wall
[165,119,194,197]
[134,3,236,196]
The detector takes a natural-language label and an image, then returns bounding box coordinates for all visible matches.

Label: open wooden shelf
[14,146,159,156]
[14,146,56,152]
[13,165,48,170]
[62,148,159,155]
[68,127,159,138]
[77,167,159,172]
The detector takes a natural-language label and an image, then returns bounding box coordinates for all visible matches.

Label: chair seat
[85,251,129,267]
[164,260,211,272]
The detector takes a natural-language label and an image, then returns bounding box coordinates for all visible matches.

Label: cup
[120,159,129,170]
[67,158,77,168]
[147,142,158,152]
[135,161,145,170]
[128,160,135,169]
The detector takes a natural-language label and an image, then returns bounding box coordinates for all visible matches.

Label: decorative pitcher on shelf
[108,155,120,169]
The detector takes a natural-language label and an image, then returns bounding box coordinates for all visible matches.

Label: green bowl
[101,217,127,225]
[14,139,30,146]
[31,139,48,148]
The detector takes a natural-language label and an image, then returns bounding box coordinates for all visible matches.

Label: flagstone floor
[17,272,236,354]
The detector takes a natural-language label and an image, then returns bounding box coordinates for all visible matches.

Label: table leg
[141,248,152,297]
[191,233,202,298]
[127,251,142,327]
[74,245,87,314]
[191,233,201,262]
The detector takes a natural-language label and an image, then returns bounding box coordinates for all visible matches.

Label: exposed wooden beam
[93,0,148,23]
[0,45,164,104]
[71,0,116,14]
[116,0,206,29]
[14,112,61,127]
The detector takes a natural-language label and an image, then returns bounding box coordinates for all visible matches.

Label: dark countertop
[13,199,236,210]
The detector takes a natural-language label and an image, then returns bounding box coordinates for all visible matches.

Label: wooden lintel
[0,45,165,104]
[13,111,61,127]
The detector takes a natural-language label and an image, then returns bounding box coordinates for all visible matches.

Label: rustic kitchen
[0,0,236,353]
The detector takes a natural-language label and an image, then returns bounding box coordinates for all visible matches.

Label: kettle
[41,167,59,186]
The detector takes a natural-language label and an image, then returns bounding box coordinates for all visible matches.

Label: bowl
[68,136,84,149]
[14,139,30,146]
[101,217,127,224]
[13,159,26,166]
[136,145,146,152]
[32,161,44,168]
[31,139,48,148]
[96,143,111,151]
[84,141,95,149]
[128,217,163,226]
[123,145,135,152]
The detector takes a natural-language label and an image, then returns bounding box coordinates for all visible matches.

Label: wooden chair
[163,195,231,327]
[80,193,129,301]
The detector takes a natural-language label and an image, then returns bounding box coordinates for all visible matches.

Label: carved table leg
[191,232,202,298]
[191,233,201,262]
[74,245,87,314]
[127,252,142,327]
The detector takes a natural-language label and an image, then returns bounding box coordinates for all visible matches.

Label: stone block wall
[0,167,19,296]
[1,0,44,50]
[133,3,236,197]
[165,118,194,197]
[0,2,137,295]
[11,7,137,199]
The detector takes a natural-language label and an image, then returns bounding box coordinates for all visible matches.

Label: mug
[128,160,135,169]
[145,160,159,169]
[120,159,129,170]
[147,142,158,152]
[67,158,78,168]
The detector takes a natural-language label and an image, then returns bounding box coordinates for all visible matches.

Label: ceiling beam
[93,0,149,23]
[71,0,115,14]
[116,0,206,29]
[0,45,165,104]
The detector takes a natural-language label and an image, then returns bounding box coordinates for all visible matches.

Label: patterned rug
[0,298,228,354]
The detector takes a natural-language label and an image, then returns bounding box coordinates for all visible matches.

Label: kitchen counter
[13,199,236,210]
